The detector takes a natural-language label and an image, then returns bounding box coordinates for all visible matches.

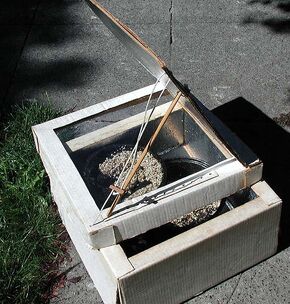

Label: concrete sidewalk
[1,0,290,303]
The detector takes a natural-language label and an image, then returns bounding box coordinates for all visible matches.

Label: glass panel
[55,95,227,209]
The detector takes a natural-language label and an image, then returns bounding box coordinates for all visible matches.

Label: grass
[0,103,62,303]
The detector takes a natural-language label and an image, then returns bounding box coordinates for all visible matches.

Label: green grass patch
[0,103,62,303]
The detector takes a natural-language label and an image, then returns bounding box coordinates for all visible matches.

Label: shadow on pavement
[243,0,290,33]
[0,0,91,119]
[212,97,290,251]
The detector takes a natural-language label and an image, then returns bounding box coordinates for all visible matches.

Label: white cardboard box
[32,83,263,249]
[32,2,282,303]
[51,179,281,304]
[32,0,265,249]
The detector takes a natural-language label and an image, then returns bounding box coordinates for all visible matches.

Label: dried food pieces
[99,147,164,199]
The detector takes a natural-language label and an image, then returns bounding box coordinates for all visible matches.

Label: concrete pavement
[1,0,290,303]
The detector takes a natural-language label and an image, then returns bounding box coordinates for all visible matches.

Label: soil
[98,147,164,199]
[171,201,221,227]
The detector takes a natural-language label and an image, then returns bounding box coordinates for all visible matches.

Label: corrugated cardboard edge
[52,181,118,304]
[90,159,248,248]
[117,189,282,304]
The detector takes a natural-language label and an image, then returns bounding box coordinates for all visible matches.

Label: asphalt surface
[1,0,290,303]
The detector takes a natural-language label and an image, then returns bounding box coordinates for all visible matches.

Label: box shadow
[212,97,290,251]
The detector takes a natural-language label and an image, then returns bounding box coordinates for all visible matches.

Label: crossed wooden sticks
[107,91,182,217]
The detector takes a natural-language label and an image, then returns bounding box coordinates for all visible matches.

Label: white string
[120,77,170,187]
[120,78,170,188]
[97,74,168,219]
[99,78,170,217]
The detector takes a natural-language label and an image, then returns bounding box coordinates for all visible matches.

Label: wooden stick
[109,184,125,195]
[107,91,182,217]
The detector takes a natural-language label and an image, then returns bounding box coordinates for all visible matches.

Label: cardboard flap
[86,0,260,167]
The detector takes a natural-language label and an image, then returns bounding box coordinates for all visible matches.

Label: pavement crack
[55,262,81,281]
[169,0,173,45]
[169,0,174,65]
[2,0,42,105]
[226,274,242,304]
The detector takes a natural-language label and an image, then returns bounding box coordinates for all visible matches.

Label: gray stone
[50,242,290,304]
[186,274,242,304]
[34,0,99,26]
[226,251,290,304]
[171,16,290,117]
[5,21,170,111]
[50,242,102,304]
[173,0,290,24]
[96,0,171,25]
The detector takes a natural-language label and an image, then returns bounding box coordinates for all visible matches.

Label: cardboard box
[32,2,281,303]
[32,0,265,249]
[51,179,281,304]
[32,82,263,249]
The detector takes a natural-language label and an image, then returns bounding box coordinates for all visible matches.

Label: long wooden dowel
[107,91,182,217]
